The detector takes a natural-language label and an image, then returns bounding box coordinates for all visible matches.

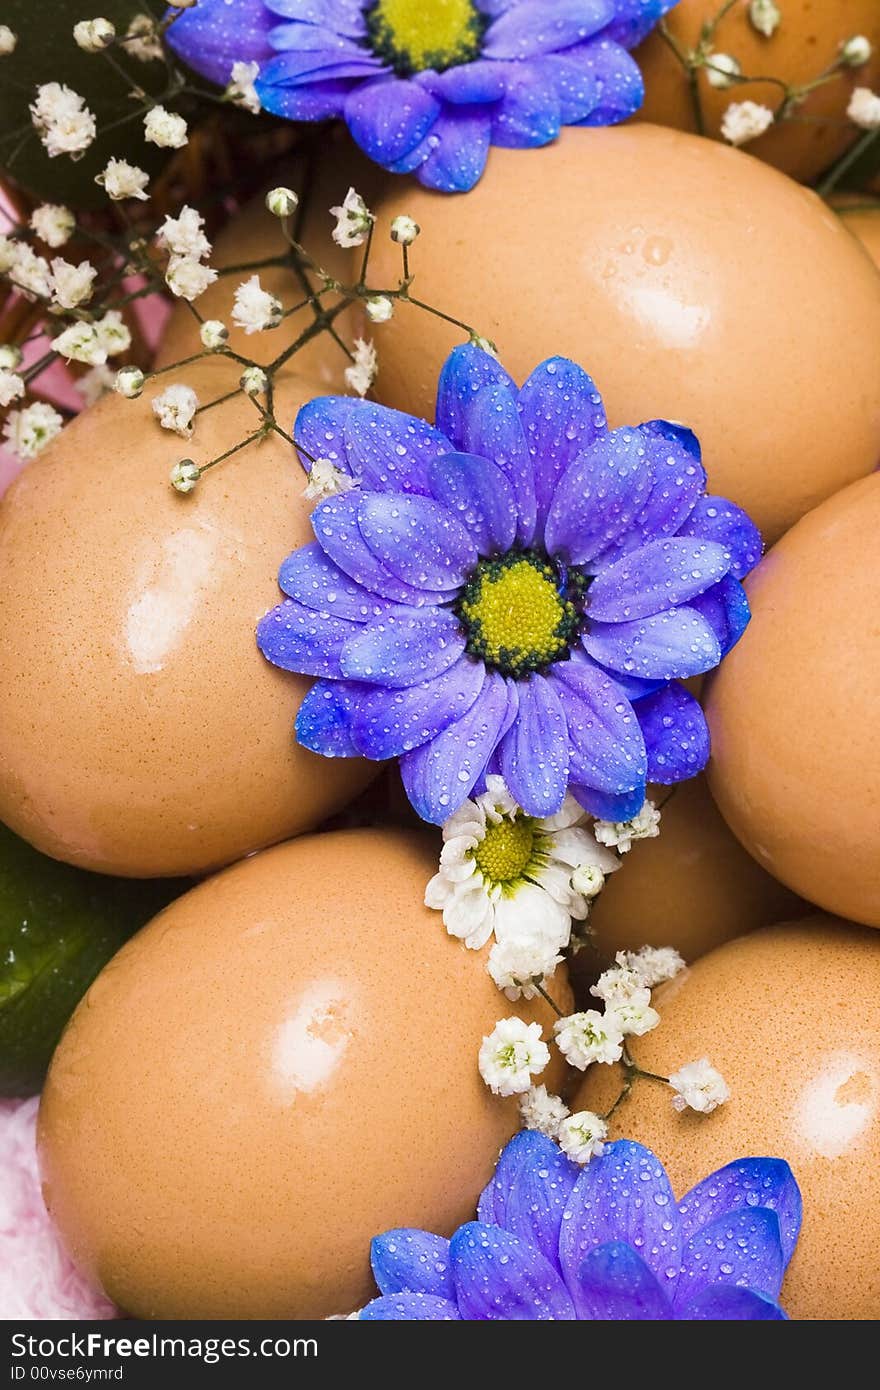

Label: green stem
[818,127,880,197]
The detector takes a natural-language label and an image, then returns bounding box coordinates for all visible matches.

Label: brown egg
[369,126,880,543]
[0,356,374,877]
[575,918,880,1320]
[635,0,880,184]
[706,474,880,927]
[577,777,804,979]
[38,829,572,1319]
[154,132,380,383]
[829,193,880,270]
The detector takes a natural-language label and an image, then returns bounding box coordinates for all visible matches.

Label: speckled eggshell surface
[38,829,572,1320]
[368,125,880,544]
[575,919,880,1321]
[706,474,880,927]
[634,0,880,183]
[831,195,880,271]
[0,357,375,877]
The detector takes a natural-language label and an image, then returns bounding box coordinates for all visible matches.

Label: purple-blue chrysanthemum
[256,346,761,827]
[166,0,679,192]
[360,1134,802,1320]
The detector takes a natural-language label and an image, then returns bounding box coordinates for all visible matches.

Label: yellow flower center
[473,816,536,885]
[365,0,486,76]
[457,552,582,678]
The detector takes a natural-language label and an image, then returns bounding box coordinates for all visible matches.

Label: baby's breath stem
[533,983,566,1019]
[818,126,880,196]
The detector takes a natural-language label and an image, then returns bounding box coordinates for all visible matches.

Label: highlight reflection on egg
[0,357,374,877]
[706,474,880,928]
[575,918,880,1320]
[369,126,880,543]
[38,829,571,1319]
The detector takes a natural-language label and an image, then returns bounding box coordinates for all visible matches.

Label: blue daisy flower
[360,1133,802,1320]
[257,346,761,826]
[166,0,679,191]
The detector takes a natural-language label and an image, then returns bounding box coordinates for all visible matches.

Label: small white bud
[73,18,116,51]
[748,0,780,39]
[199,319,228,351]
[265,186,299,218]
[571,864,605,899]
[114,365,145,399]
[705,52,741,89]
[841,35,873,68]
[240,365,268,396]
[848,86,880,130]
[0,25,18,54]
[170,459,200,494]
[365,295,394,324]
[0,343,24,371]
[390,214,419,246]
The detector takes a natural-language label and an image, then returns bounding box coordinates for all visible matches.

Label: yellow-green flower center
[457,551,583,678]
[365,0,487,76]
[473,817,536,885]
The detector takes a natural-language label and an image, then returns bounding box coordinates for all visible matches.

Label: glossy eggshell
[369,126,880,543]
[705,474,880,927]
[38,829,572,1319]
[574,777,804,984]
[575,918,880,1320]
[0,357,375,877]
[635,0,880,183]
[830,194,880,270]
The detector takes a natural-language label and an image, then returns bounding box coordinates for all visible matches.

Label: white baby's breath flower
[152,383,198,438]
[554,1010,624,1071]
[558,1111,608,1165]
[594,799,661,854]
[231,274,282,333]
[848,86,880,130]
[53,321,105,366]
[0,24,17,54]
[124,13,162,62]
[49,257,96,310]
[266,186,298,218]
[478,1017,550,1097]
[622,945,686,989]
[74,363,115,406]
[425,778,620,954]
[669,1058,730,1114]
[748,0,780,38]
[841,36,873,68]
[518,1084,569,1139]
[9,244,52,300]
[240,365,267,396]
[705,52,741,89]
[157,206,211,261]
[30,83,96,158]
[96,157,149,201]
[720,99,774,146]
[114,365,145,398]
[0,368,25,408]
[365,295,394,324]
[0,234,18,274]
[226,59,261,113]
[170,459,200,494]
[330,187,373,247]
[390,214,419,246]
[487,935,563,1002]
[344,337,377,396]
[200,319,228,351]
[73,18,116,51]
[303,457,357,502]
[590,960,644,1008]
[144,104,188,149]
[94,310,131,357]
[165,255,218,302]
[0,343,23,370]
[2,401,63,459]
[30,204,75,248]
[605,988,660,1038]
[469,333,499,359]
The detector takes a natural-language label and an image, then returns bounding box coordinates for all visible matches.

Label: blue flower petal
[267,21,365,55]
[451,1222,576,1320]
[550,656,646,793]
[295,678,369,757]
[435,345,518,448]
[570,782,647,821]
[675,1208,786,1311]
[345,78,441,166]
[427,452,518,556]
[371,1229,455,1301]
[677,495,764,580]
[468,678,520,797]
[340,605,465,687]
[479,1132,580,1272]
[415,108,493,193]
[311,493,446,606]
[356,492,478,591]
[533,52,601,123]
[588,538,732,622]
[544,429,654,567]
[635,682,710,784]
[442,382,536,546]
[484,0,615,59]
[166,0,274,84]
[690,576,751,657]
[574,1242,673,1320]
[359,1292,460,1320]
[416,60,507,104]
[604,0,678,48]
[517,358,607,538]
[256,73,354,120]
[572,38,645,125]
[266,0,367,39]
[498,673,569,816]
[278,543,392,622]
[256,598,359,677]
[478,1129,559,1227]
[489,61,562,148]
[297,396,451,495]
[257,47,382,83]
[399,670,510,821]
[591,421,706,568]
[559,1140,683,1312]
[677,1158,802,1269]
[352,654,485,758]
[681,1285,788,1321]
[584,606,722,681]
